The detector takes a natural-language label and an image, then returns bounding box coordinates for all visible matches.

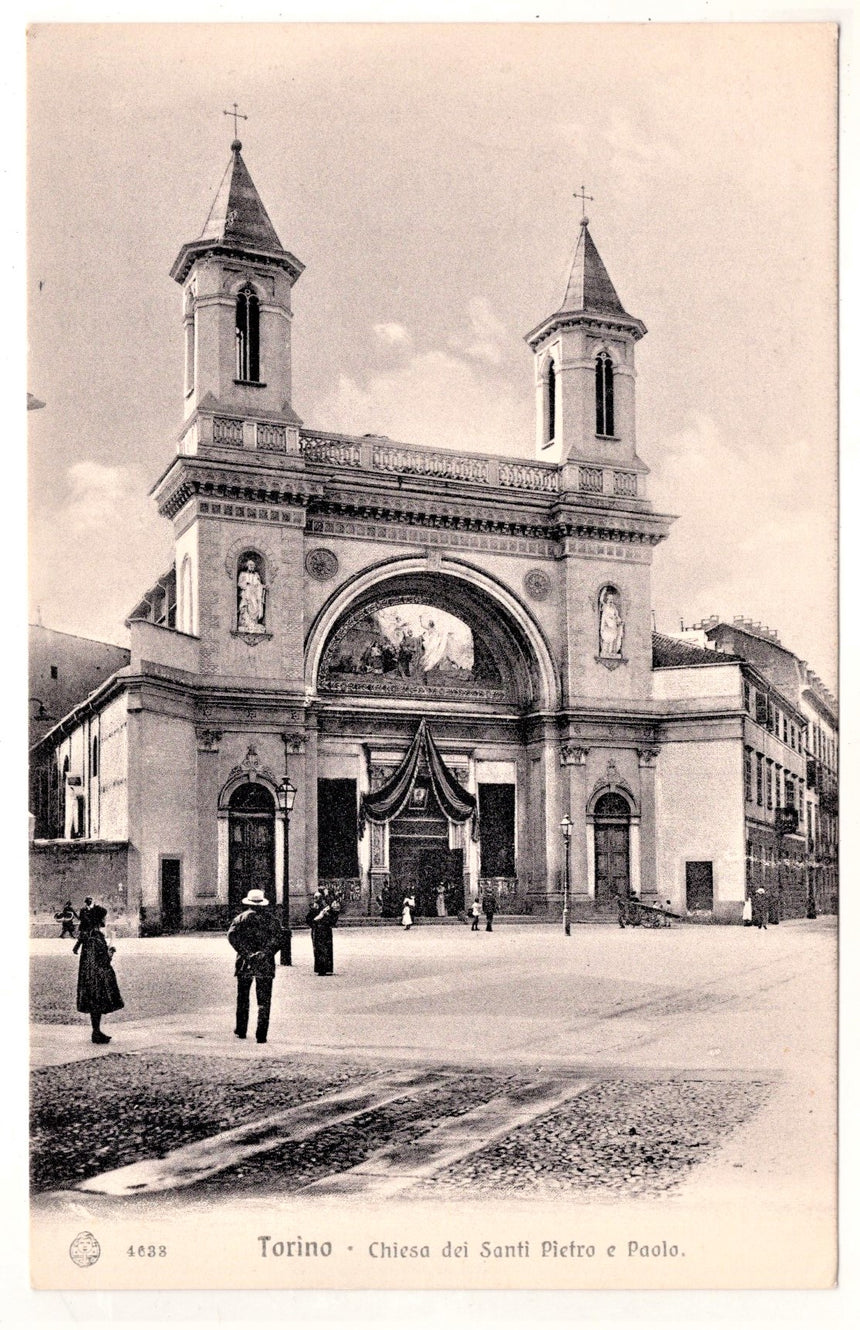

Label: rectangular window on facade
[766,761,774,810]
[756,753,764,806]
[755,693,767,726]
[743,680,751,713]
[317,779,359,879]
[774,765,782,808]
[685,861,714,912]
[478,784,516,878]
[744,747,753,803]
[785,776,795,809]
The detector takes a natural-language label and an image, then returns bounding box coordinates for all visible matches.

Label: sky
[26,21,838,689]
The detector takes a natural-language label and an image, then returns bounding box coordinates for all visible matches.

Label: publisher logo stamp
[69,1232,101,1268]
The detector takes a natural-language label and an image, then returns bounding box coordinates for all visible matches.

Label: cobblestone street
[31,918,836,1219]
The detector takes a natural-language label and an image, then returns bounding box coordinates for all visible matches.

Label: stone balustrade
[201,427,640,501]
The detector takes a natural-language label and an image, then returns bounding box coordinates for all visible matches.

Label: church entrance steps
[335,914,553,928]
[292,1075,595,1198]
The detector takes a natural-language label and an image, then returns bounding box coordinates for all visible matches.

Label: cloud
[373,322,412,350]
[447,298,509,366]
[29,461,173,643]
[650,412,836,688]
[315,347,532,457]
[63,462,147,535]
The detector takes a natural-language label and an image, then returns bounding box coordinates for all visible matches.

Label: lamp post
[560,814,573,936]
[278,776,297,966]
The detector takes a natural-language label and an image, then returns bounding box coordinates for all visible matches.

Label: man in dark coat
[227,889,285,1044]
[482,890,497,932]
[55,901,78,938]
[306,889,340,975]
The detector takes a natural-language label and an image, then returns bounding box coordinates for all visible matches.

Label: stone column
[561,743,590,898]
[283,730,307,925]
[302,715,319,904]
[543,728,562,909]
[637,746,660,900]
[195,728,223,927]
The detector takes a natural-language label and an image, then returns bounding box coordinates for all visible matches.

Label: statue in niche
[599,587,624,657]
[237,558,267,633]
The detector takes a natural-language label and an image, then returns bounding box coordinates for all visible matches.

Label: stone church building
[31,138,822,932]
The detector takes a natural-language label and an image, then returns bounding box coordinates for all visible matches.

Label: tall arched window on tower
[180,555,194,635]
[236,284,260,383]
[595,350,614,437]
[544,356,556,446]
[183,288,195,395]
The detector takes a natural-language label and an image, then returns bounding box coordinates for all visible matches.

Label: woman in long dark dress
[76,904,124,1042]
[306,890,338,975]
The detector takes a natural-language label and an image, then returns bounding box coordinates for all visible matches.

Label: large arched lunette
[304,554,560,713]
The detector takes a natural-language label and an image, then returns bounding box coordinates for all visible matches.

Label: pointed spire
[198,140,285,254]
[171,141,304,286]
[525,215,645,349]
[560,218,628,317]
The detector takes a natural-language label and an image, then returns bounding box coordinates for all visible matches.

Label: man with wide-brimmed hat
[227,889,285,1044]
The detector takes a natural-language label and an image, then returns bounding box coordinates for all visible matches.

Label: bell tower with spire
[170,136,305,454]
[525,203,646,473]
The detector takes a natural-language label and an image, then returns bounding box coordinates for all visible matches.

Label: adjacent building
[693,617,838,914]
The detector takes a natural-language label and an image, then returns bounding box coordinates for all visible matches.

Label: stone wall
[30,840,134,936]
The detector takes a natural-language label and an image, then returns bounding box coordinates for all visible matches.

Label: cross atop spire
[223,102,248,146]
[572,183,594,224]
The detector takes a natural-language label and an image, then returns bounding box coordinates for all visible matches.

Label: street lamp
[560,814,573,936]
[278,776,297,966]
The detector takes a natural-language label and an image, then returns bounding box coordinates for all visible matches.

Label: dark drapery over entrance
[359,719,476,834]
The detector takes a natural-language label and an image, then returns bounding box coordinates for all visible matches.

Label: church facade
[30,139,824,932]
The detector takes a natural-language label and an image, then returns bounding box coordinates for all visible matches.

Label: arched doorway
[593,792,631,904]
[228,782,276,916]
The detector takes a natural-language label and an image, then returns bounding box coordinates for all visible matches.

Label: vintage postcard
[26,20,838,1295]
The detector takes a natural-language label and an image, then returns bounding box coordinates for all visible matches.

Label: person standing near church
[227,889,285,1042]
[470,898,481,931]
[482,889,497,932]
[307,889,339,974]
[401,892,416,930]
[76,904,123,1044]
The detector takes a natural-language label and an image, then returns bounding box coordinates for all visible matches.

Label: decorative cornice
[152,456,323,521]
[525,310,647,350]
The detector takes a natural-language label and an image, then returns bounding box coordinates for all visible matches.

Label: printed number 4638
[127,1245,167,1257]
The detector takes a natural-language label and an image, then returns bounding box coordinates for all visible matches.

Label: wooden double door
[593,793,631,903]
[228,783,276,916]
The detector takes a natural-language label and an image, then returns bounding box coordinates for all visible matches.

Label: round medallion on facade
[524,569,551,602]
[305,548,339,582]
[69,1232,101,1267]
